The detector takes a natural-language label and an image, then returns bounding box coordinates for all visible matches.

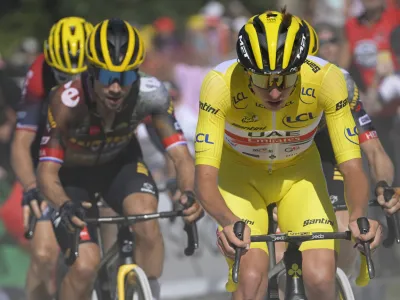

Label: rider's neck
[97,102,116,132]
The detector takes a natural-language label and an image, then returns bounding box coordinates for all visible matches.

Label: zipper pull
[268,165,272,174]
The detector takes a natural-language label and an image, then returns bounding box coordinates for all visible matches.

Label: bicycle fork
[116,225,137,300]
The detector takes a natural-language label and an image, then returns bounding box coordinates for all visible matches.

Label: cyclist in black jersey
[36,18,203,300]
[311,20,399,273]
[11,17,93,300]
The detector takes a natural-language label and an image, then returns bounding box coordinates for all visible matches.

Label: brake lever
[383,188,400,245]
[357,217,375,279]
[65,230,80,266]
[24,215,37,240]
[232,221,245,283]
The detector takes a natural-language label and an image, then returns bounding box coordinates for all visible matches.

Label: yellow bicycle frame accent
[117,264,140,300]
[355,254,370,287]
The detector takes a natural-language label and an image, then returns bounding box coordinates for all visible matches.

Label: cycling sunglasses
[250,72,298,90]
[52,69,79,84]
[92,67,139,87]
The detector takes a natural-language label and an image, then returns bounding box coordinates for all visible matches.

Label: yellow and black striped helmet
[44,17,93,74]
[303,20,319,56]
[86,19,145,72]
[236,10,310,74]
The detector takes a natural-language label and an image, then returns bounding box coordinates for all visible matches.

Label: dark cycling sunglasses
[52,69,79,84]
[250,72,298,90]
[92,67,139,87]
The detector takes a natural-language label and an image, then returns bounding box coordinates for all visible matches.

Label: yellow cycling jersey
[195,56,361,171]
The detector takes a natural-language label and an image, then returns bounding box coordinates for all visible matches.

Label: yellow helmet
[86,19,145,72]
[44,17,93,74]
[303,20,319,56]
[236,10,310,74]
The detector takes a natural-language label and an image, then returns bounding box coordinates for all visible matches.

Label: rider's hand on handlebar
[216,222,251,259]
[348,218,383,251]
[56,201,91,230]
[179,192,204,223]
[377,187,400,215]
[21,188,45,230]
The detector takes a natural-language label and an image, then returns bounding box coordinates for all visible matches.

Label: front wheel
[336,268,355,300]
[119,266,152,300]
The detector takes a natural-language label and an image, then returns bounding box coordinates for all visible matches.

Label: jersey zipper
[269,112,276,174]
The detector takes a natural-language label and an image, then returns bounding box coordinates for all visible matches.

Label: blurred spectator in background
[339,0,399,90]
[0,70,19,183]
[8,37,40,78]
[366,25,400,114]
[315,23,342,64]
[339,0,400,180]
[152,17,180,57]
[313,0,349,26]
[371,24,400,185]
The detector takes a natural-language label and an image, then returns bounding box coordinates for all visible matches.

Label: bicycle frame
[267,241,307,300]
[85,205,198,300]
[94,223,137,300]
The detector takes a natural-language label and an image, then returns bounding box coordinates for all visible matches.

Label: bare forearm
[363,145,394,185]
[369,156,394,185]
[37,170,70,208]
[174,155,195,191]
[195,167,238,227]
[196,183,238,227]
[165,154,176,179]
[11,146,36,190]
[340,163,369,219]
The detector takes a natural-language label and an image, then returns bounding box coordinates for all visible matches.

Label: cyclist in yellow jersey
[269,21,398,297]
[194,9,382,300]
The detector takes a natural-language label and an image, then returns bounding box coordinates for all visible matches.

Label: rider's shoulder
[138,72,169,104]
[29,53,46,73]
[201,59,239,93]
[213,59,238,76]
[338,68,356,88]
[23,53,47,99]
[51,78,85,112]
[302,56,346,87]
[300,55,331,77]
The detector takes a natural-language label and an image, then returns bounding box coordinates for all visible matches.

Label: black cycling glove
[51,201,86,254]
[22,187,44,209]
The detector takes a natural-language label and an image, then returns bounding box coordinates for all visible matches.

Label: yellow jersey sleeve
[319,64,361,164]
[195,70,231,168]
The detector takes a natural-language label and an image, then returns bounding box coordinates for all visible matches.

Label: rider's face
[249,72,297,111]
[93,79,132,111]
[251,84,295,111]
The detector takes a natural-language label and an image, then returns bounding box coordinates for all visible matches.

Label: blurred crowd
[1,0,400,298]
